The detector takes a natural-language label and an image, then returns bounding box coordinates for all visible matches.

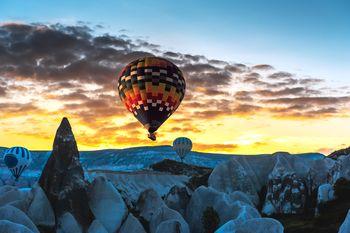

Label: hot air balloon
[173,137,192,162]
[3,146,32,181]
[117,57,186,141]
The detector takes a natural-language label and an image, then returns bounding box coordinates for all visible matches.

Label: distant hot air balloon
[117,57,186,141]
[173,137,192,162]
[3,147,32,181]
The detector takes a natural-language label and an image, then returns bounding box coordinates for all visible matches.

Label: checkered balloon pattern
[117,57,186,135]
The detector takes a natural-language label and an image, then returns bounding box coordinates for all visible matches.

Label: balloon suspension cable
[148,132,156,141]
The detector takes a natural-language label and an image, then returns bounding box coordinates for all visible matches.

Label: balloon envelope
[173,137,192,160]
[117,57,186,140]
[3,147,32,180]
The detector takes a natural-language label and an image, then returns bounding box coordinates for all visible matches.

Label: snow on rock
[57,212,82,233]
[149,205,189,233]
[262,155,307,215]
[0,220,34,233]
[38,118,93,231]
[0,205,39,233]
[87,220,108,233]
[88,176,128,233]
[89,171,189,207]
[339,210,350,233]
[216,217,283,233]
[27,183,55,228]
[186,186,260,233]
[119,213,146,233]
[208,158,260,204]
[136,189,166,222]
[164,185,191,216]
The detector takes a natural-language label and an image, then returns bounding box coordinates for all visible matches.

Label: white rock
[57,212,82,233]
[0,189,25,207]
[137,189,165,222]
[155,220,184,233]
[164,186,191,216]
[119,213,146,233]
[150,206,189,233]
[27,184,55,227]
[88,176,127,233]
[186,186,260,233]
[87,220,108,233]
[0,219,34,233]
[0,205,39,233]
[0,185,18,195]
[216,217,283,233]
[317,183,334,204]
[215,204,264,233]
[339,210,350,233]
[94,171,189,207]
[208,158,260,204]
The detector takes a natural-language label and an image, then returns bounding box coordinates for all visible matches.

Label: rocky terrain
[0,118,349,233]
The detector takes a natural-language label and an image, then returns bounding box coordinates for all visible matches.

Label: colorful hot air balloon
[173,137,192,162]
[117,57,186,140]
[3,147,32,181]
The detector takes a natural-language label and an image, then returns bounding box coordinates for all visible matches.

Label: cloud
[0,22,349,151]
[263,96,350,105]
[252,64,274,70]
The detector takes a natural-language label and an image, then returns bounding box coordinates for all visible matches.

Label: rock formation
[38,117,94,231]
[262,157,307,215]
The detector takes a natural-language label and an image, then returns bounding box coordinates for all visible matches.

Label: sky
[0,0,349,154]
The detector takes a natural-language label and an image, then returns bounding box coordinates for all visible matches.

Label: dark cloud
[252,64,274,70]
[0,22,344,123]
[234,91,253,102]
[263,96,350,105]
[268,72,293,79]
[0,86,6,96]
[254,87,320,97]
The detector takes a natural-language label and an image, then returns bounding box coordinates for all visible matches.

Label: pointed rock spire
[39,117,94,231]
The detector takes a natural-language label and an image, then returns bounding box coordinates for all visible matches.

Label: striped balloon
[3,147,32,180]
[173,137,192,161]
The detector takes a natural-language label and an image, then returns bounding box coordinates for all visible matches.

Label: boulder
[87,220,108,233]
[215,204,263,232]
[0,205,39,233]
[155,220,184,233]
[88,176,128,233]
[339,210,350,233]
[27,184,55,227]
[208,158,259,204]
[164,186,191,216]
[317,183,334,204]
[186,186,260,233]
[149,206,189,233]
[0,187,26,207]
[0,220,34,233]
[215,218,283,233]
[136,189,165,222]
[38,118,93,230]
[119,213,146,233]
[57,212,82,233]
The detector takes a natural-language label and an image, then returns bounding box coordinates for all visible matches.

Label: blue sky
[1,0,349,85]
